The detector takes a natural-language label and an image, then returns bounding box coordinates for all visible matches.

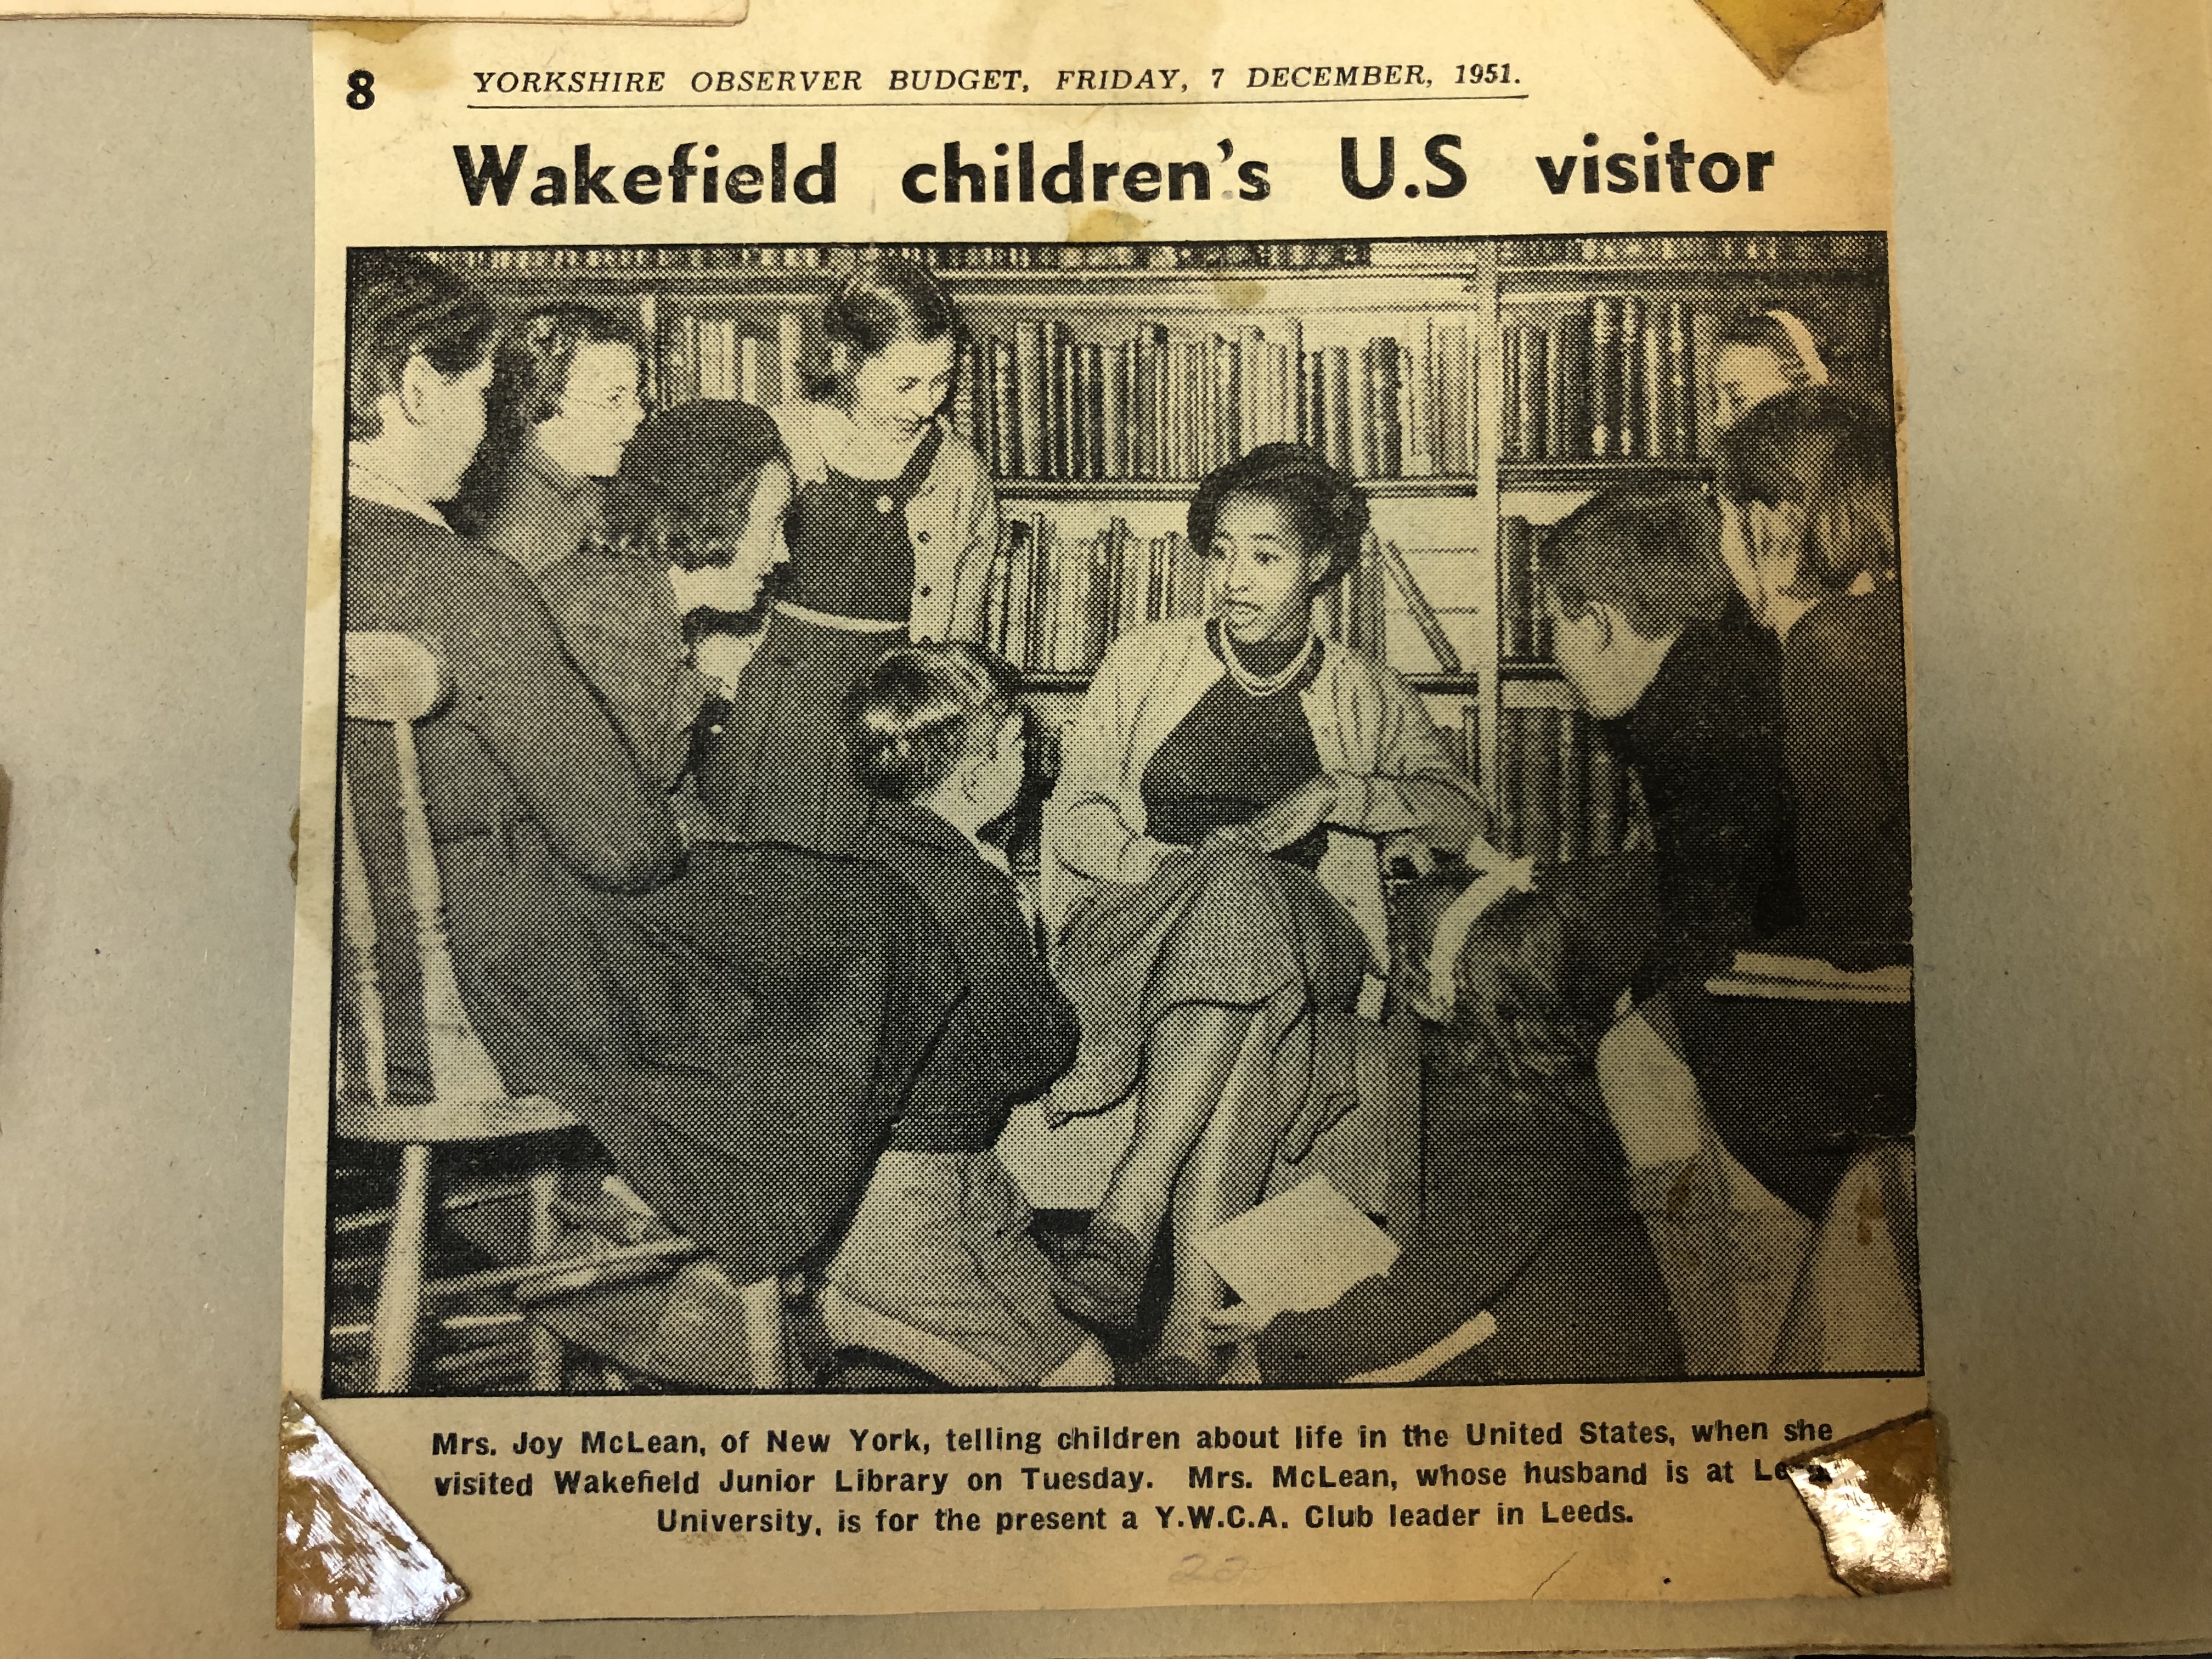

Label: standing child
[814,642,1115,1390]
[697,255,1000,857]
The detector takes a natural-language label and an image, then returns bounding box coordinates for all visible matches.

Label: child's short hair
[1542,489,1730,640]
[1442,890,1594,1086]
[1717,385,1899,593]
[607,399,787,560]
[847,641,1024,803]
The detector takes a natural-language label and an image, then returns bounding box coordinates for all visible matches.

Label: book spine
[1374,337,1404,478]
[1666,301,1696,460]
[1327,346,1354,475]
[1499,707,1527,857]
[1525,707,1562,867]
[1501,516,1533,660]
[1047,321,1070,480]
[1618,295,1645,459]
[1589,297,1622,458]
[1406,320,1435,477]
[1016,321,1046,480]
[1554,309,1589,459]
[1517,323,1549,461]
[1640,308,1665,460]
[1501,323,1522,461]
[1083,341,1106,481]
[1530,523,1554,659]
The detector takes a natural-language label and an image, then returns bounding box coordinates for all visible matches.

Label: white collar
[348,457,448,527]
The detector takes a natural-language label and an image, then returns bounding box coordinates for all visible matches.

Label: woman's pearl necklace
[1212,617,1319,696]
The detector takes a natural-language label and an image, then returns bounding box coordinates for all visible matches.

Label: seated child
[1541,487,1801,998]
[1211,888,1683,1385]
[1595,390,1914,1374]
[814,642,1116,1390]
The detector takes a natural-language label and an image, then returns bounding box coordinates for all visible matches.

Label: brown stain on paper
[1781,1409,1951,1596]
[1691,0,1882,81]
[1066,206,1149,245]
[276,1396,467,1628]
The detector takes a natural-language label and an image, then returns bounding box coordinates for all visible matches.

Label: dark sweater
[1782,586,1911,944]
[865,801,1080,1152]
[343,496,684,891]
[1140,636,1330,868]
[1595,619,1801,990]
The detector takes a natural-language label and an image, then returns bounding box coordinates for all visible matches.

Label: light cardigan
[766,403,998,643]
[1042,616,1477,967]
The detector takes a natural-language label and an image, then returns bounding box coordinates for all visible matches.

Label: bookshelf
[423,233,1889,861]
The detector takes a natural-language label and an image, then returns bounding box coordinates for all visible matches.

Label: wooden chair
[334,631,790,1394]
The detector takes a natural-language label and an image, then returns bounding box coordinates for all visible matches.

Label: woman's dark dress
[697,425,940,856]
[341,496,962,1286]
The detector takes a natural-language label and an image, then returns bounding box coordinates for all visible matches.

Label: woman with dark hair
[696,253,1000,856]
[1040,443,1488,1374]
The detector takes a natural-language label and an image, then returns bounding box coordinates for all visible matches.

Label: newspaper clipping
[286,0,1921,1619]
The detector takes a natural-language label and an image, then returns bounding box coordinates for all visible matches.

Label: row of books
[894,241,1377,271]
[660,298,1708,476]
[1500,298,1701,461]
[1499,516,1558,663]
[662,309,807,407]
[1493,233,1883,268]
[954,320,1481,482]
[984,517,1395,674]
[427,234,1880,278]
[1494,706,1629,865]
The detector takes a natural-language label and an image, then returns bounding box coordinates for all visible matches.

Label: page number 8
[346,69,376,109]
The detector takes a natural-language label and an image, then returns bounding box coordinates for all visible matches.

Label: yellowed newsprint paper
[2,0,741,27]
[288,0,1925,1623]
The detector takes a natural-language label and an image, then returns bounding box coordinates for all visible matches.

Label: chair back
[336,630,574,1143]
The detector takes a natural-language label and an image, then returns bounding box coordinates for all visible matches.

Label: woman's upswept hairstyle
[1188,443,1372,590]
[345,251,495,443]
[810,253,965,398]
[1718,385,1900,594]
[847,641,1024,804]
[448,304,640,536]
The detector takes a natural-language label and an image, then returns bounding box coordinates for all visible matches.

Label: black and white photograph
[325,232,1915,1399]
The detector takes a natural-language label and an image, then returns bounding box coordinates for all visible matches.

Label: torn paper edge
[1781,1408,1952,1596]
[277,1395,468,1629]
